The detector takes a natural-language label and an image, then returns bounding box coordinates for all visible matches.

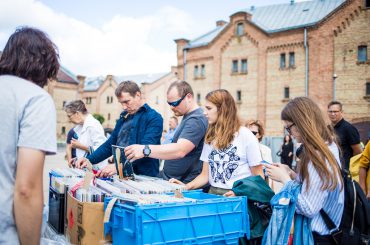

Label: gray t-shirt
[163,108,208,183]
[0,75,56,244]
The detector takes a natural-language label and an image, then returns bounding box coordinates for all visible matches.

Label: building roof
[185,25,227,49]
[244,0,345,33]
[83,73,167,92]
[185,0,345,49]
[57,66,79,84]
[83,76,105,91]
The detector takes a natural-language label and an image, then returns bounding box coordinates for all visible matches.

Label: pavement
[43,148,68,204]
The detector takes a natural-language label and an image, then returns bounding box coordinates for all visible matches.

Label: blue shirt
[87,103,163,177]
[163,127,177,144]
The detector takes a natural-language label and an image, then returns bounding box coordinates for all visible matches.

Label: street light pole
[333,73,337,101]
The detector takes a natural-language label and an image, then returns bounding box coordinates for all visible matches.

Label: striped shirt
[295,142,344,235]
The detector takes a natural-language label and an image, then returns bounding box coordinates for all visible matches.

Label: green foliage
[93,113,105,125]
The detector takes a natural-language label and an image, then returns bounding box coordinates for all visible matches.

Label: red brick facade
[175,0,370,140]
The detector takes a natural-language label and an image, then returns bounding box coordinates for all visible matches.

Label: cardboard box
[66,192,111,245]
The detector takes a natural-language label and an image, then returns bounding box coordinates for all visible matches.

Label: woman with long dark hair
[171,89,263,195]
[280,134,294,168]
[265,97,343,243]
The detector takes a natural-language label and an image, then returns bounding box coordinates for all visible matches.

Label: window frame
[236,23,244,36]
[284,87,290,99]
[289,52,295,68]
[200,64,205,77]
[194,65,199,78]
[241,59,248,73]
[280,53,286,69]
[232,60,239,73]
[236,90,242,102]
[358,45,368,62]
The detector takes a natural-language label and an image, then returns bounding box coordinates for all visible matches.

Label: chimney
[77,75,86,93]
[250,6,255,11]
[290,0,294,5]
[216,20,227,27]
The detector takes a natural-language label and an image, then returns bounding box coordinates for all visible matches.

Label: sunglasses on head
[167,94,187,107]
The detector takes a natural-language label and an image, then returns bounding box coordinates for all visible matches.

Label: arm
[125,139,195,161]
[14,147,45,245]
[66,143,72,162]
[250,165,264,179]
[185,162,210,190]
[71,138,89,152]
[359,167,367,193]
[351,143,363,156]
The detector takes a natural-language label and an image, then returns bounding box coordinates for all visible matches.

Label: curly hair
[0,27,60,87]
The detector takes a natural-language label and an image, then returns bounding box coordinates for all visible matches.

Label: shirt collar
[120,103,149,118]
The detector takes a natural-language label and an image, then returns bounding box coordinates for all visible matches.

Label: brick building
[141,67,179,131]
[53,71,170,140]
[175,0,370,141]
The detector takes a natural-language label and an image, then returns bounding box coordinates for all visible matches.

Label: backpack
[320,170,370,244]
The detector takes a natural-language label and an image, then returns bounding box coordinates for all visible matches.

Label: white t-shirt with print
[200,126,262,189]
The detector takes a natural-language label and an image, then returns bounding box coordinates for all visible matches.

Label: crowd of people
[1,27,368,245]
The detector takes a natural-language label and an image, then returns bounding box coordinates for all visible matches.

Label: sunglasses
[251,131,258,135]
[285,123,295,134]
[167,94,187,107]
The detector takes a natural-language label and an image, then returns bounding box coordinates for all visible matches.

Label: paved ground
[43,149,68,204]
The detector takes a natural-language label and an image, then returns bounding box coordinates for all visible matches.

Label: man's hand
[367,191,370,201]
[169,178,185,186]
[75,157,90,169]
[96,164,117,178]
[124,144,145,161]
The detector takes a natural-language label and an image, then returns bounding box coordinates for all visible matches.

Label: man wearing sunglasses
[75,81,163,177]
[125,81,208,183]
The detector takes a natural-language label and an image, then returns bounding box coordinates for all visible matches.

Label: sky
[0,0,305,77]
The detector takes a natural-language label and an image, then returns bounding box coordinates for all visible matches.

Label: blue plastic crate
[104,190,249,245]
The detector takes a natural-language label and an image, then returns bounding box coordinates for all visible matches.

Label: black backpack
[320,170,370,244]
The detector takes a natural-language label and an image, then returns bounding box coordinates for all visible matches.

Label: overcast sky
[0,0,305,77]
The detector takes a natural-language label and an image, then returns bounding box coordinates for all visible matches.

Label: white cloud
[0,0,197,76]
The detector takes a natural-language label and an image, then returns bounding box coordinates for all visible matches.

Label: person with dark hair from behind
[75,81,163,177]
[124,81,208,183]
[280,134,294,169]
[0,27,59,244]
[327,101,362,170]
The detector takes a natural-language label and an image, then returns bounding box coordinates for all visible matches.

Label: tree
[93,113,105,125]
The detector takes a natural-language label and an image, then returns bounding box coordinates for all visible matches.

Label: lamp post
[333,73,337,101]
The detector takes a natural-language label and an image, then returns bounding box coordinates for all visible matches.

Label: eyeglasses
[67,112,76,118]
[251,131,258,135]
[167,94,187,107]
[328,110,341,114]
[285,123,295,134]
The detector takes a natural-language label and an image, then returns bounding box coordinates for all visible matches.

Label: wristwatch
[143,145,151,157]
